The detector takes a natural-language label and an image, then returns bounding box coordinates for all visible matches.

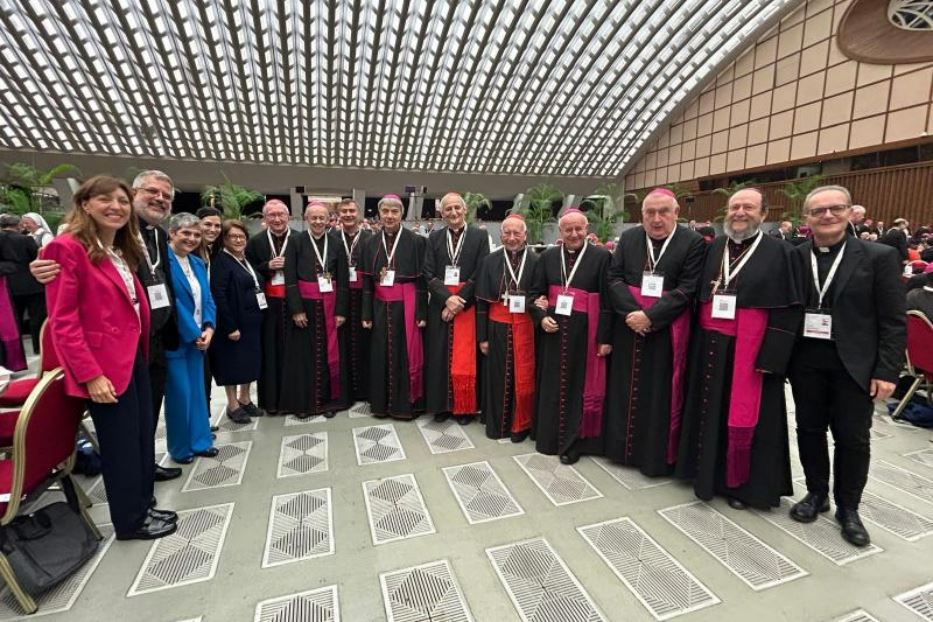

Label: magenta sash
[698,301,768,488]
[547,285,605,438]
[0,276,25,371]
[627,285,690,464]
[297,279,341,399]
[375,282,423,402]
[349,276,363,290]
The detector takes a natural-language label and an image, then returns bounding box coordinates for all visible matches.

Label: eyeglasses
[136,186,174,201]
[806,204,849,217]
[226,234,247,241]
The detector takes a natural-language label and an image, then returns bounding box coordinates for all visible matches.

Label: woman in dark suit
[210,220,265,423]
[44,175,177,540]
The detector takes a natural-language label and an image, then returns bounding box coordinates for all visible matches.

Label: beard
[723,219,760,242]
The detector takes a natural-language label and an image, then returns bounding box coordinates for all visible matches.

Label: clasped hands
[441,295,466,322]
[294,312,346,328]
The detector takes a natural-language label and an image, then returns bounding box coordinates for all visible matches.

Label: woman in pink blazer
[44,175,177,541]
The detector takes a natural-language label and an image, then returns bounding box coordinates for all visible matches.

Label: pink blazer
[44,234,151,399]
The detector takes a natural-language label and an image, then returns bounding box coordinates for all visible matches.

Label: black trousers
[11,292,46,355]
[87,352,155,535]
[149,335,167,437]
[788,339,873,509]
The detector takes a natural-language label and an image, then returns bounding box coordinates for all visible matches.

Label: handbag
[0,501,100,595]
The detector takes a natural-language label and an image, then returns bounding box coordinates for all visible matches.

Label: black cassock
[475,247,543,439]
[281,232,348,415]
[360,228,427,419]
[603,225,706,476]
[333,228,372,404]
[246,228,296,413]
[531,243,612,457]
[675,233,802,509]
[423,225,489,416]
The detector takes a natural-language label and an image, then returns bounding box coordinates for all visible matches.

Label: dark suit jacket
[879,228,908,261]
[795,238,906,390]
[0,230,42,296]
[138,221,180,351]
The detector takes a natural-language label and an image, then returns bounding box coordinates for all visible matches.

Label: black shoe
[209,425,220,432]
[454,415,471,426]
[239,401,264,417]
[790,492,830,523]
[148,507,178,523]
[727,497,747,510]
[433,412,450,423]
[116,516,178,541]
[171,455,194,465]
[559,447,580,465]
[323,410,338,419]
[227,407,251,424]
[194,447,219,458]
[154,464,182,482]
[835,507,871,547]
[510,430,530,443]
[372,411,389,419]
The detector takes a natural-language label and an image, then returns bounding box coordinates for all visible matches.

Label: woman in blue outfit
[165,212,218,463]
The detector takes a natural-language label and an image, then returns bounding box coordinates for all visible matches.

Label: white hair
[804,185,852,211]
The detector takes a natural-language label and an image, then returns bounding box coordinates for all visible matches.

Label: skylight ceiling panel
[352,0,378,167]
[383,0,427,170]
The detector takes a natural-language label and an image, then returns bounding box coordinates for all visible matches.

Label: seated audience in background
[907,272,933,319]
[44,175,177,540]
[0,213,46,354]
[880,219,909,261]
[21,212,54,247]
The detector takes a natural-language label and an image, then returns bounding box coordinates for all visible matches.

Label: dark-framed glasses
[807,204,849,217]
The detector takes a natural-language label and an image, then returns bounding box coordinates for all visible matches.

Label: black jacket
[0,230,42,296]
[879,228,908,261]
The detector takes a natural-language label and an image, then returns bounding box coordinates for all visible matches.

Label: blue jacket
[167,250,216,349]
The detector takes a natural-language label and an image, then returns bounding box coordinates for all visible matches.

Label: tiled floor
[4,379,933,621]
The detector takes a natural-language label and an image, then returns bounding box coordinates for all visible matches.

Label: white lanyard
[503,247,528,289]
[342,230,361,265]
[721,231,763,291]
[560,242,589,292]
[224,249,260,290]
[646,227,675,273]
[267,228,290,258]
[137,228,161,272]
[308,232,328,271]
[810,242,846,309]
[924,285,933,293]
[446,227,466,266]
[382,228,402,266]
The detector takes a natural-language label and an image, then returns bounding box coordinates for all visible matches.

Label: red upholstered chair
[892,310,933,420]
[0,368,100,614]
[0,322,57,408]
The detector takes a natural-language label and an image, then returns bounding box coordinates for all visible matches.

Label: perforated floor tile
[262,488,333,568]
[578,517,719,620]
[348,402,373,418]
[442,461,524,524]
[905,447,933,470]
[254,585,339,622]
[895,581,933,620]
[362,473,434,545]
[181,441,252,492]
[854,488,933,542]
[513,453,602,506]
[353,424,406,465]
[588,457,674,490]
[658,502,807,591]
[416,418,475,454]
[868,460,933,505]
[0,525,114,620]
[380,559,473,622]
[753,498,882,565]
[277,432,328,478]
[832,610,881,622]
[128,503,234,596]
[487,538,604,622]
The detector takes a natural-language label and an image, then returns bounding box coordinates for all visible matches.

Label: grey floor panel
[348,402,372,418]
[353,424,406,465]
[380,559,473,622]
[578,517,719,620]
[588,457,674,490]
[869,460,933,505]
[284,414,329,426]
[442,461,524,524]
[0,526,115,620]
[487,538,605,622]
[832,610,881,622]
[754,498,882,566]
[277,432,329,478]
[513,453,602,506]
[416,418,475,454]
[895,580,933,620]
[362,473,435,545]
[127,503,234,596]
[82,475,108,507]
[905,447,933,470]
[254,585,339,622]
[262,488,334,568]
[869,427,892,440]
[181,441,252,492]
[658,501,807,591]
[211,407,259,434]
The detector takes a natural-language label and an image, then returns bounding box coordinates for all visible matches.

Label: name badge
[380,270,396,287]
[711,294,737,320]
[255,292,268,310]
[641,273,664,298]
[349,266,358,282]
[271,271,285,286]
[555,293,574,316]
[317,275,333,293]
[444,265,461,286]
[147,283,170,310]
[803,311,832,340]
[509,295,526,314]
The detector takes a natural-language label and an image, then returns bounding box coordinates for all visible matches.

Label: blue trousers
[165,343,214,460]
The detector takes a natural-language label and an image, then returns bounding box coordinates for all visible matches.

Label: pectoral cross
[380,266,387,281]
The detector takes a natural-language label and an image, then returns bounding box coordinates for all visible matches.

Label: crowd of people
[4,170,927,552]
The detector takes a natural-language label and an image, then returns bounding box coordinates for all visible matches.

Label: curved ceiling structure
[0,0,800,179]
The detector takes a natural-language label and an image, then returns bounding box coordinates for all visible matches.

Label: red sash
[264,283,286,299]
[489,303,534,432]
[447,284,477,414]
[297,279,340,399]
[375,282,423,402]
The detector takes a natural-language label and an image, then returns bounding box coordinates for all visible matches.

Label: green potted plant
[509,182,563,244]
[463,192,492,224]
[201,174,264,220]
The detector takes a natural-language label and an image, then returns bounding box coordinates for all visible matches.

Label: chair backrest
[5,369,85,518]
[38,320,59,373]
[907,310,933,377]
